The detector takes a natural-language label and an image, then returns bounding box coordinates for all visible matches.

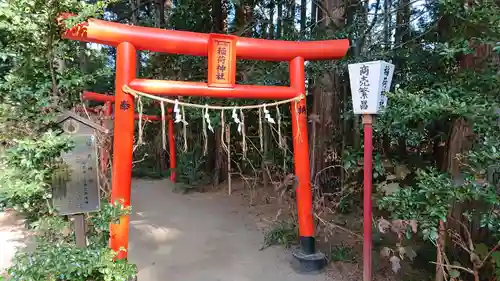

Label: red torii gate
[59,14,349,272]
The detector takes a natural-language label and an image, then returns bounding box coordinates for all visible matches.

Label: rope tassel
[240,109,247,158]
[294,101,301,141]
[181,105,188,152]
[202,108,208,155]
[276,105,282,148]
[161,101,166,150]
[258,107,263,152]
[137,96,144,145]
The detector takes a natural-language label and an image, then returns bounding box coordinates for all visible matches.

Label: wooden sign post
[52,111,110,248]
[348,61,395,281]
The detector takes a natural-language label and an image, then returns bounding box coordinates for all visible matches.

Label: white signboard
[348,60,395,115]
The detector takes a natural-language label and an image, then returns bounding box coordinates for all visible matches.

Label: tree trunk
[277,1,283,37]
[309,0,345,191]
[155,0,165,28]
[311,0,318,27]
[129,0,141,73]
[269,0,275,39]
[383,0,392,48]
[394,0,410,47]
[212,0,224,33]
[234,0,255,36]
[300,0,307,32]
[284,0,295,35]
[262,122,269,189]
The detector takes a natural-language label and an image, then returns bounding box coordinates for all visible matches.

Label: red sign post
[348,61,395,281]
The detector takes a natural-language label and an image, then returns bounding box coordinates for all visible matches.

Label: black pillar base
[291,236,326,274]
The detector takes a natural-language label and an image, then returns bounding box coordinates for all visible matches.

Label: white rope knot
[204,104,214,133]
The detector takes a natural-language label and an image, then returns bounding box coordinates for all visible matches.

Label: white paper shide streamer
[232,108,243,134]
[174,99,182,123]
[204,105,214,133]
[263,105,275,124]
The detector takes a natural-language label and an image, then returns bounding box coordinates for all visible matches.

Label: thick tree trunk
[309,0,345,190]
[155,0,165,28]
[234,0,255,36]
[212,0,224,33]
[129,0,141,73]
[277,1,283,37]
[269,0,275,39]
[284,0,295,35]
[262,122,269,189]
[311,0,318,27]
[383,0,392,48]
[300,0,307,32]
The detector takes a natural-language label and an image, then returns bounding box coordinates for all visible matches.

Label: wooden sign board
[51,112,108,215]
[208,34,236,88]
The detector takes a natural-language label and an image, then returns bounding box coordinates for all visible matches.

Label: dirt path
[0,211,31,278]
[0,178,335,280]
[128,179,330,281]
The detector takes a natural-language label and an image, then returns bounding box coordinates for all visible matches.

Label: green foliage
[168,0,212,32]
[0,130,137,280]
[0,1,136,279]
[86,201,131,248]
[378,168,474,241]
[0,132,137,280]
[343,148,387,180]
[8,244,135,281]
[7,203,136,281]
[0,131,73,217]
[328,244,356,263]
[260,220,298,250]
[0,0,112,139]
[175,146,210,186]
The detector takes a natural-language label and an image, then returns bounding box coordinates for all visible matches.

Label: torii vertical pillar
[289,56,325,271]
[168,107,176,182]
[110,42,137,259]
